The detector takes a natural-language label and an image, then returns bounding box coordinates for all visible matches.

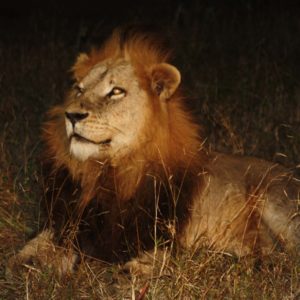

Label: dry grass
[1,4,300,299]
[1,245,300,299]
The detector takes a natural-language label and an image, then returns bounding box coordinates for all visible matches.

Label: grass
[1,3,300,299]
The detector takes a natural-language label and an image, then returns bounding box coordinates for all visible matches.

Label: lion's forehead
[80,59,136,91]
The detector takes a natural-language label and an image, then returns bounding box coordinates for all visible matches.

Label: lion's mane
[41,28,206,262]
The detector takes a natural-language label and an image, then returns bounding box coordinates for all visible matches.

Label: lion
[7,28,300,276]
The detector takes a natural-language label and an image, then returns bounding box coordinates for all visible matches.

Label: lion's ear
[72,53,90,81]
[150,63,181,100]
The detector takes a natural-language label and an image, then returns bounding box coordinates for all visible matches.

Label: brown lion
[7,28,300,276]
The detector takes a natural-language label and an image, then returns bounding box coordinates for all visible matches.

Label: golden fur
[7,28,300,276]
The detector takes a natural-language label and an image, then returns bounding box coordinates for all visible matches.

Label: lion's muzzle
[65,111,89,126]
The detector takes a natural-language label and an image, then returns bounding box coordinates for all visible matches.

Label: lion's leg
[179,189,279,257]
[6,229,77,277]
[261,194,300,250]
[122,248,170,276]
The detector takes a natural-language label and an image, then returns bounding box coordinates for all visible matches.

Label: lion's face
[64,56,181,162]
[64,58,150,162]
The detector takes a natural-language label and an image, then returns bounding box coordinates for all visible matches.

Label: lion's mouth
[71,133,112,145]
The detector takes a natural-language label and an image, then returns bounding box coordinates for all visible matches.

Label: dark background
[1,0,300,168]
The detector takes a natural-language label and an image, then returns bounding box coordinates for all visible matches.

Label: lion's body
[7,28,300,275]
[183,153,300,256]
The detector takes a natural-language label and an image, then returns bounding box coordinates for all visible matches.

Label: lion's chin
[69,139,101,161]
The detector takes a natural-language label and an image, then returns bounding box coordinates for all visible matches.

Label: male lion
[7,28,300,276]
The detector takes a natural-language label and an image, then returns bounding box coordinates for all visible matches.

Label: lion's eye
[107,87,126,99]
[74,84,85,97]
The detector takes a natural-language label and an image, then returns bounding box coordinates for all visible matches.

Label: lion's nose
[65,112,89,126]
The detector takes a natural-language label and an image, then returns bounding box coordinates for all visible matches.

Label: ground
[0,3,300,299]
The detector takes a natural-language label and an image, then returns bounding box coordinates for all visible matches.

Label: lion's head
[65,58,180,163]
[44,29,202,183]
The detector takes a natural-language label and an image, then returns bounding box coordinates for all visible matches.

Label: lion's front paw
[122,257,154,276]
[6,253,35,278]
[6,230,77,278]
[122,249,170,276]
